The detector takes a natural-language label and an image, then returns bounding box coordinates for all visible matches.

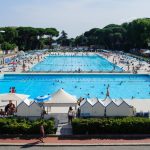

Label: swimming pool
[0,74,149,100]
[30,55,123,72]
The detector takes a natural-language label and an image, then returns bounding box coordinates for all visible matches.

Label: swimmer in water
[101,92,104,95]
[119,81,123,85]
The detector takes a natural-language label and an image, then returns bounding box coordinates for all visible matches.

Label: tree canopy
[0,18,150,52]
[1,42,16,50]
[0,27,59,50]
[73,18,150,51]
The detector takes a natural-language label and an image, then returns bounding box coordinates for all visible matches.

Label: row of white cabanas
[1,89,149,120]
[80,97,135,117]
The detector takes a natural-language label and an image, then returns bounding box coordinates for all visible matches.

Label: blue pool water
[0,74,150,100]
[30,55,123,72]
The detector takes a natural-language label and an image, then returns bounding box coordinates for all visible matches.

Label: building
[16,100,43,117]
[80,98,105,117]
[79,96,135,117]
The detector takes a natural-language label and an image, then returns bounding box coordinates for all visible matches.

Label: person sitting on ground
[5,100,16,115]
[0,109,5,116]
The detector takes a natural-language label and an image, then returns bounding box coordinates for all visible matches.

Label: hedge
[0,117,56,134]
[72,117,150,134]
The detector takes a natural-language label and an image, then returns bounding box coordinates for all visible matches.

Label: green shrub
[72,117,150,135]
[0,117,56,134]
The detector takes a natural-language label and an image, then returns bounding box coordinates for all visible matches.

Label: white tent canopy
[44,89,77,107]
[44,89,77,123]
[0,93,30,107]
[0,93,29,101]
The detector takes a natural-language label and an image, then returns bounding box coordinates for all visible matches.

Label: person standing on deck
[68,107,75,124]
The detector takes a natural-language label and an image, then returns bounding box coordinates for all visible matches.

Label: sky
[0,0,150,38]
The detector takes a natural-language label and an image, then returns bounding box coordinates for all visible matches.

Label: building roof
[80,98,108,107]
[23,98,31,106]
[80,99,87,106]
[113,98,123,106]
[102,96,112,106]
[87,98,98,106]
[0,93,29,101]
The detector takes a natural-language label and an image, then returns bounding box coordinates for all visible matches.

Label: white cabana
[80,99,93,117]
[16,101,42,117]
[16,100,30,117]
[29,101,43,117]
[79,95,135,117]
[116,100,135,116]
[106,99,134,117]
[80,98,106,117]
[92,100,105,117]
[106,100,121,117]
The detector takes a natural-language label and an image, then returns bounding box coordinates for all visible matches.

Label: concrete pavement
[1,136,150,146]
[0,146,150,150]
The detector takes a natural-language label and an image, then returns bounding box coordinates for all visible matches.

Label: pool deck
[98,52,150,74]
[0,52,150,74]
[1,72,150,75]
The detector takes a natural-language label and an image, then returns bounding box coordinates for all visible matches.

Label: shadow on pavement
[20,141,41,148]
